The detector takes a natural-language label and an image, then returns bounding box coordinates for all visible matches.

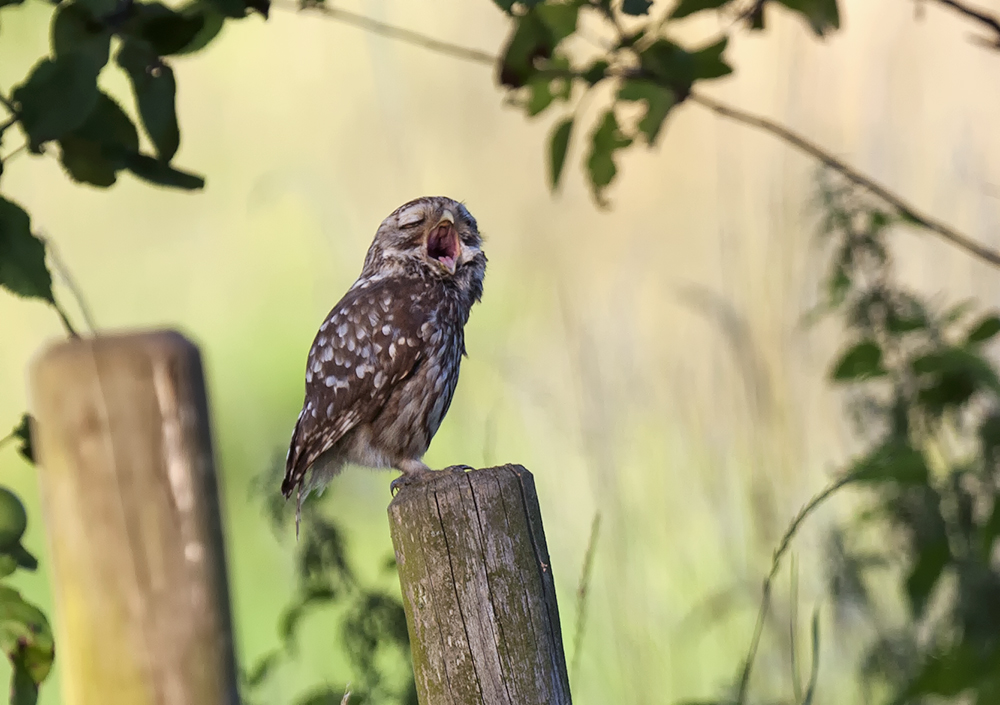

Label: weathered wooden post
[388,464,572,705]
[27,330,240,705]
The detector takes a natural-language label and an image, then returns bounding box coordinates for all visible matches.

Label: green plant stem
[736,474,853,704]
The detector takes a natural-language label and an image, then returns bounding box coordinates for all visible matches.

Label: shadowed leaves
[0,198,52,304]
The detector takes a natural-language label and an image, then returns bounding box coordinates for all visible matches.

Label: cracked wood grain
[28,331,240,705]
[388,465,572,705]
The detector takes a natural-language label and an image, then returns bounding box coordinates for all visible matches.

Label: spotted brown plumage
[282,196,487,529]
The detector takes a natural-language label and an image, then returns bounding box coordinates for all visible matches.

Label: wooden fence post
[388,464,572,705]
[27,330,240,705]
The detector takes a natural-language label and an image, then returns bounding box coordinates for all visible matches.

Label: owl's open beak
[426,210,460,275]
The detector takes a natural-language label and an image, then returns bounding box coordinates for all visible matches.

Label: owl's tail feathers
[282,417,310,541]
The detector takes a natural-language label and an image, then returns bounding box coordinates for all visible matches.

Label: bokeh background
[2,1,999,703]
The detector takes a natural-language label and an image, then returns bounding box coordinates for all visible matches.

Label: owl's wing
[282,279,427,498]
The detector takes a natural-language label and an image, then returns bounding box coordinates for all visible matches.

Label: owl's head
[361,196,486,303]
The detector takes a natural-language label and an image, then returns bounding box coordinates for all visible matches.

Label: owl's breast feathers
[281,274,469,497]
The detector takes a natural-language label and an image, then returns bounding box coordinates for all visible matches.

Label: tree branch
[271,1,1000,270]
[271,0,496,65]
[931,0,1000,50]
[688,90,1000,269]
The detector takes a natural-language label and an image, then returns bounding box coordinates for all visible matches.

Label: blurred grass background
[2,0,999,703]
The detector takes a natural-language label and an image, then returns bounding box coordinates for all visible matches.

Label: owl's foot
[390,468,434,496]
[389,465,475,496]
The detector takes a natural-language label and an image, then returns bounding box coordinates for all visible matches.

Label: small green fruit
[0,486,28,551]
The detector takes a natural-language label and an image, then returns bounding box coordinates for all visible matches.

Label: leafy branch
[274,0,1000,272]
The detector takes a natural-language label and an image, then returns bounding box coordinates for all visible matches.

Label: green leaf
[76,0,118,18]
[12,56,101,149]
[912,347,1000,412]
[966,314,1000,345]
[775,0,840,37]
[172,0,226,55]
[0,197,53,303]
[848,441,929,485]
[116,41,180,161]
[690,37,732,80]
[582,59,609,86]
[830,340,885,381]
[638,39,695,98]
[0,555,15,580]
[12,414,34,465]
[51,2,112,70]
[535,3,578,40]
[587,110,632,206]
[549,116,573,191]
[0,0,25,8]
[526,77,554,117]
[622,0,651,15]
[498,6,576,88]
[58,92,140,187]
[124,153,205,190]
[905,538,950,619]
[242,650,281,689]
[617,80,676,144]
[0,487,27,553]
[0,586,54,693]
[124,2,207,55]
[671,0,730,20]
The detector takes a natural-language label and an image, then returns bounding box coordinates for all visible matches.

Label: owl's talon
[442,464,474,475]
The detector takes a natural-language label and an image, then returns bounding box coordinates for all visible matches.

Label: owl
[281,196,487,527]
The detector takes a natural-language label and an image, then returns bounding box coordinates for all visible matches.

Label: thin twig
[39,234,97,332]
[736,474,852,703]
[1,142,27,164]
[270,0,496,65]
[689,90,1000,269]
[0,91,16,115]
[931,0,1000,49]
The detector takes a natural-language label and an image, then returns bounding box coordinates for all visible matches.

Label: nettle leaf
[966,313,1000,345]
[906,538,950,620]
[830,340,885,381]
[549,116,573,190]
[848,441,929,485]
[622,0,651,15]
[58,92,140,187]
[617,79,676,144]
[12,56,101,149]
[775,0,840,37]
[116,41,180,161]
[690,37,733,80]
[671,0,730,18]
[912,347,1000,413]
[0,197,53,303]
[587,110,632,206]
[51,2,112,70]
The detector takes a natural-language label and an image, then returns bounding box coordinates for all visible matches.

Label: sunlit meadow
[2,1,999,703]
